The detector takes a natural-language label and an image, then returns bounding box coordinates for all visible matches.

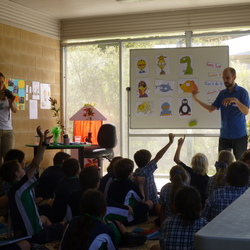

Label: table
[25,143,91,168]
[195,187,250,250]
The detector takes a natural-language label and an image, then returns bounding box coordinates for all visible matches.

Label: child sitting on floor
[206,150,234,197]
[159,165,189,225]
[49,158,81,223]
[202,160,250,222]
[174,135,209,206]
[107,158,153,226]
[151,186,207,250]
[60,189,118,250]
[133,133,175,209]
[0,126,65,244]
[99,156,122,198]
[65,165,147,248]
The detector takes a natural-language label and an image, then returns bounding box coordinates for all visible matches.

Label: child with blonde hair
[174,136,209,206]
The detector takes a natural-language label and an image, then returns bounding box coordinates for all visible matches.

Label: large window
[64,31,250,188]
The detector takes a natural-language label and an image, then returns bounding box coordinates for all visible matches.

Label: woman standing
[0,72,17,164]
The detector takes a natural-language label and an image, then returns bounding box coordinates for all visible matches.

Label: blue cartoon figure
[156,83,173,93]
[160,102,172,116]
[138,80,148,98]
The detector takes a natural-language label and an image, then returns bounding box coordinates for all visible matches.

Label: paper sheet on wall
[40,83,51,109]
[29,100,38,119]
[32,81,40,100]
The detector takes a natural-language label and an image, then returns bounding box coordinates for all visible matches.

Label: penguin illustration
[179,99,191,116]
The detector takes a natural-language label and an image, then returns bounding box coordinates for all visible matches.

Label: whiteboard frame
[129,46,229,129]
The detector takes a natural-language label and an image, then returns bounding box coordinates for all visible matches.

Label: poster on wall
[5,78,26,110]
[40,83,51,109]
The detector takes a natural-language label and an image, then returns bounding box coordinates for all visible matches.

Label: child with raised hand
[206,150,234,197]
[159,165,189,226]
[60,189,119,250]
[133,133,175,210]
[0,126,65,244]
[174,135,209,206]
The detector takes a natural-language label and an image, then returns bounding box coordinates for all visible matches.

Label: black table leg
[78,147,84,169]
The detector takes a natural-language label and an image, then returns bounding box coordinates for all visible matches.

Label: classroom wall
[0,23,61,169]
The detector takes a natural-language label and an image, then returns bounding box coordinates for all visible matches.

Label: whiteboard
[129,46,229,129]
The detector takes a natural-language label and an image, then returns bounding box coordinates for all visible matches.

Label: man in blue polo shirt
[192,67,249,160]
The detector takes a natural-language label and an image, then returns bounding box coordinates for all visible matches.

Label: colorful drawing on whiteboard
[179,55,193,75]
[159,97,173,116]
[178,79,198,93]
[135,56,149,76]
[136,101,153,115]
[178,98,192,117]
[137,79,150,98]
[155,80,174,95]
[156,55,169,75]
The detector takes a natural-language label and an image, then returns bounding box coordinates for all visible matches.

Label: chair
[84,123,117,175]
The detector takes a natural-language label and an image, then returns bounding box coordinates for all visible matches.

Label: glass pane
[65,44,120,158]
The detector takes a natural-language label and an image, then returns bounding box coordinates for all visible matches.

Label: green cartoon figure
[180,56,193,75]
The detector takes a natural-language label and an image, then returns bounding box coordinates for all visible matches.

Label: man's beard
[225,82,234,89]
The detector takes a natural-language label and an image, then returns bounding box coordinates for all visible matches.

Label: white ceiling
[8,0,250,20]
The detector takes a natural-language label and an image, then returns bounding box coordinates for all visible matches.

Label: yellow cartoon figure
[157,56,166,75]
[137,101,152,114]
[137,59,146,73]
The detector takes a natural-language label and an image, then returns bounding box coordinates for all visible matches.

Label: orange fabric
[73,120,102,145]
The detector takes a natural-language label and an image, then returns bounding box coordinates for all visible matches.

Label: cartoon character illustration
[160,102,172,116]
[157,56,166,75]
[138,80,148,98]
[156,83,173,93]
[137,101,152,114]
[179,80,198,93]
[84,159,98,168]
[179,99,191,116]
[180,56,193,75]
[137,59,146,73]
